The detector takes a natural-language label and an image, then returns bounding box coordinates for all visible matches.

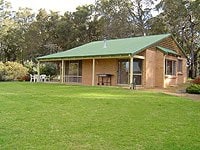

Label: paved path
[142,85,200,101]
[162,91,200,101]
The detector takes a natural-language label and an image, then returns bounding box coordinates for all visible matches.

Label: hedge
[186,84,200,94]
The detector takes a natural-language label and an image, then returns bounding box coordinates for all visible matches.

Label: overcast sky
[9,0,96,13]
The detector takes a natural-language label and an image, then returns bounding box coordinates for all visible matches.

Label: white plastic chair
[30,74,38,82]
[46,75,50,82]
[30,74,34,82]
[40,74,47,82]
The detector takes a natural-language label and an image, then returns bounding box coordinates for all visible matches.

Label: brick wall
[143,49,156,88]
[95,59,118,86]
[140,36,187,88]
[142,48,165,88]
[82,59,92,85]
[82,58,118,86]
[177,58,187,84]
[155,50,165,88]
[159,37,187,87]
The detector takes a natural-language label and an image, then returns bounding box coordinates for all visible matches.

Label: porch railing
[64,75,82,83]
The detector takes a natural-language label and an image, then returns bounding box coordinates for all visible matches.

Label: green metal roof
[38,34,171,60]
[156,46,179,55]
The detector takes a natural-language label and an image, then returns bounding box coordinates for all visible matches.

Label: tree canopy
[0,0,199,77]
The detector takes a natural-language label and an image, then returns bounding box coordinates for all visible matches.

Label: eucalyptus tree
[55,11,76,50]
[79,4,104,42]
[0,0,18,61]
[25,9,72,59]
[24,9,52,59]
[126,0,155,36]
[95,0,132,38]
[55,4,103,50]
[155,0,200,77]
[72,5,98,44]
[0,1,35,62]
[42,11,62,54]
[14,7,35,62]
[95,0,156,38]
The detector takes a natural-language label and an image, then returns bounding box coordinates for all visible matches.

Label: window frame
[177,59,183,73]
[133,59,143,85]
[165,59,176,76]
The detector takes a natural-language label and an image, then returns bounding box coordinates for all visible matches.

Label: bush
[186,84,200,94]
[192,76,200,84]
[40,63,57,76]
[0,61,28,81]
[0,62,6,81]
[24,60,38,75]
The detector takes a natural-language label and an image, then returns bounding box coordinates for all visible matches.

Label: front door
[118,59,129,84]
[118,58,143,85]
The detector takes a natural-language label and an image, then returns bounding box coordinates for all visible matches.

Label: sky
[9,0,96,13]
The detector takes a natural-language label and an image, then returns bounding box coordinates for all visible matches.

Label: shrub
[0,62,6,81]
[40,63,57,76]
[186,84,200,94]
[3,61,28,81]
[192,76,200,84]
[24,60,37,74]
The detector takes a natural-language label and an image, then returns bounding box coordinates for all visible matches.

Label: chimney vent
[103,38,107,48]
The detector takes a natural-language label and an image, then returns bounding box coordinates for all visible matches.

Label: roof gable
[38,34,171,60]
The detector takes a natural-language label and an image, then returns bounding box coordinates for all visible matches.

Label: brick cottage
[37,34,187,88]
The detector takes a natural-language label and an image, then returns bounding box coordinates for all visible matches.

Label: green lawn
[0,82,200,149]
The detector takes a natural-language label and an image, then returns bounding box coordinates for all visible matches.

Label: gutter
[37,54,132,62]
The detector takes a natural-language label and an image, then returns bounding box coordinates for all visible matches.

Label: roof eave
[156,46,180,57]
[37,53,132,62]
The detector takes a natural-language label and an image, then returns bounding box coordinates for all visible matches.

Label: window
[165,59,176,75]
[178,59,183,72]
[133,59,143,85]
[133,59,142,74]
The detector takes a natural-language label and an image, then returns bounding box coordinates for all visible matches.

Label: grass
[0,82,200,149]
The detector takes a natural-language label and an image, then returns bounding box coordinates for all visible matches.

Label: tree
[95,0,132,38]
[72,5,97,44]
[0,0,19,61]
[55,5,103,50]
[155,0,200,77]
[126,0,155,36]
[0,1,35,62]
[14,7,35,63]
[24,9,51,59]
[95,0,155,38]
